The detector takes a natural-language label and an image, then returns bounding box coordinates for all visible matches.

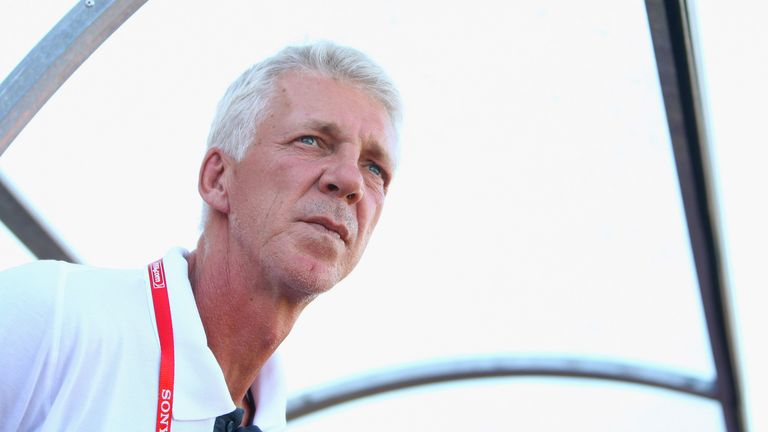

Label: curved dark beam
[287,356,716,421]
[0,0,148,158]
[644,1,744,431]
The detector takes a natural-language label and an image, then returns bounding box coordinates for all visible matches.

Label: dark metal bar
[287,356,716,421]
[0,0,148,158]
[0,175,76,262]
[644,1,744,431]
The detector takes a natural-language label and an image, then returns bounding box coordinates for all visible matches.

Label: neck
[185,231,306,405]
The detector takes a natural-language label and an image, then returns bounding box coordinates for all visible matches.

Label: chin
[268,254,347,303]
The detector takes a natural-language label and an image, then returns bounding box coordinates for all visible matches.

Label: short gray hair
[206,42,403,161]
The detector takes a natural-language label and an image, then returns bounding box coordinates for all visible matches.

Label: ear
[198,148,231,215]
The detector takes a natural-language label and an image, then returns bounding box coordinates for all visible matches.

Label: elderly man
[0,42,401,431]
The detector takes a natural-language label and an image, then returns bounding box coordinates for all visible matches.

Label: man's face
[226,71,397,298]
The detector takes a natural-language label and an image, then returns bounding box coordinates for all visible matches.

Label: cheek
[230,188,284,237]
[358,196,385,238]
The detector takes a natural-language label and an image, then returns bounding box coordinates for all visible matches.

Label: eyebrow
[302,119,344,140]
[363,140,395,172]
[302,119,395,170]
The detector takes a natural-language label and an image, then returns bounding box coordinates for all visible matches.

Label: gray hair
[206,42,403,161]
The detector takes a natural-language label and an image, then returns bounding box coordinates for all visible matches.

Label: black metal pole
[644,1,744,431]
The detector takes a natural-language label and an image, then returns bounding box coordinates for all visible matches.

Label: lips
[302,216,350,244]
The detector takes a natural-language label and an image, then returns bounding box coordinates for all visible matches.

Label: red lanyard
[148,259,175,432]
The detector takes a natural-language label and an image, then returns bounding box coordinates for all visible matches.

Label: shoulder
[1,260,150,338]
[0,260,72,313]
[0,261,71,335]
[0,260,71,288]
[0,261,160,431]
[53,263,150,333]
[1,260,145,306]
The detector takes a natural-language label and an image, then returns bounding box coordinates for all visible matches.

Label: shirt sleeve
[0,261,66,432]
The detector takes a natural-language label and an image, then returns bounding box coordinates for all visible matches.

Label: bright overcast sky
[1,1,765,431]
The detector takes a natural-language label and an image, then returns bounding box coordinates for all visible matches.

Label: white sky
[692,1,768,431]
[0,0,765,430]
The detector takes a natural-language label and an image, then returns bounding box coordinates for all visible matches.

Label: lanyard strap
[148,259,175,432]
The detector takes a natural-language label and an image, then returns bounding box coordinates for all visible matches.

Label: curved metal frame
[0,0,147,157]
[0,0,147,261]
[287,356,716,420]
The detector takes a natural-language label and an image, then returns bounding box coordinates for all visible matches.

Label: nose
[320,155,364,205]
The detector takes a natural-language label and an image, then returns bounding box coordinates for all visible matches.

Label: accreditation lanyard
[148,259,175,432]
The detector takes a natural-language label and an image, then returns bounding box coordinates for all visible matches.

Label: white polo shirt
[0,249,287,432]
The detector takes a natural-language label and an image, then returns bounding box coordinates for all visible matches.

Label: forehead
[265,71,398,165]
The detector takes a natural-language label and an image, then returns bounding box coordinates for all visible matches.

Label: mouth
[302,216,350,244]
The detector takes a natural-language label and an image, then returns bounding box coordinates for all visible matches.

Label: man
[0,42,402,431]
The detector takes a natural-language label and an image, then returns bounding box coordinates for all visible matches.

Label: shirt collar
[251,349,287,429]
[154,248,287,429]
[161,247,234,420]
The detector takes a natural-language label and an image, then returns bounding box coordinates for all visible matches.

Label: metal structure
[0,0,745,430]
[0,175,75,261]
[0,0,147,262]
[287,356,716,420]
[0,0,147,157]
[644,0,744,430]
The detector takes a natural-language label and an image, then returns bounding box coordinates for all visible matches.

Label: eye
[298,136,319,146]
[367,163,383,177]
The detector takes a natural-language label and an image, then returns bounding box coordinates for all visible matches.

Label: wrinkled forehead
[265,70,401,167]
